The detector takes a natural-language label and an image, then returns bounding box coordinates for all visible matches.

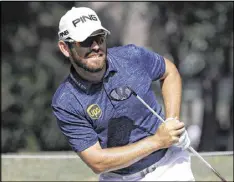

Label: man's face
[67,31,107,73]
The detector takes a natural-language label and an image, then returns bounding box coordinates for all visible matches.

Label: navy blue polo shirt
[52,44,167,175]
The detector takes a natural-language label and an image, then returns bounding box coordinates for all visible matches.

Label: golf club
[109,86,227,182]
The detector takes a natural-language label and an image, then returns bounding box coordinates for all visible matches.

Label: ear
[58,40,70,57]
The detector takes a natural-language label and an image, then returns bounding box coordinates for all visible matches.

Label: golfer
[52,6,195,181]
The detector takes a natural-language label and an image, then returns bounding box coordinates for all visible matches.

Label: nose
[91,40,100,51]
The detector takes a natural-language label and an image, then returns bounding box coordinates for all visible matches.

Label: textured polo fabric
[52,44,167,175]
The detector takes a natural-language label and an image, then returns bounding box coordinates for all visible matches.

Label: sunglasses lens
[79,38,92,47]
[96,36,105,44]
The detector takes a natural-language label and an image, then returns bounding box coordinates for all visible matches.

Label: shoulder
[107,44,144,66]
[107,44,139,56]
[107,44,161,61]
[52,80,70,106]
[51,78,81,111]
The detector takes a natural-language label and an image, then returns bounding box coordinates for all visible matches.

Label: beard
[71,47,107,73]
[73,57,105,73]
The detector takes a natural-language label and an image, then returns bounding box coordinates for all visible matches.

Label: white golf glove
[165,118,191,150]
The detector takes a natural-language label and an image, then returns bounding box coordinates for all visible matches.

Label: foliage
[1,2,233,152]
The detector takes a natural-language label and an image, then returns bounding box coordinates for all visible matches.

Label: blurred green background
[1,2,233,153]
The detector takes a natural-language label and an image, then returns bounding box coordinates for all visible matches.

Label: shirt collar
[69,54,118,94]
[69,66,93,93]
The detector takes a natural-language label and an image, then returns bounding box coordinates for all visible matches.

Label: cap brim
[70,25,110,42]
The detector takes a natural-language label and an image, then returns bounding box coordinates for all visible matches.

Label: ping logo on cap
[59,30,69,38]
[72,14,98,27]
[87,104,102,119]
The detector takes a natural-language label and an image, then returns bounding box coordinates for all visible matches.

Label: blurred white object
[187,124,202,149]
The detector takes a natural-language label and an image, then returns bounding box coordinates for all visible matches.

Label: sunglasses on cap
[64,32,107,48]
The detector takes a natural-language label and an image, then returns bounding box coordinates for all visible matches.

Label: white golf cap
[58,7,110,42]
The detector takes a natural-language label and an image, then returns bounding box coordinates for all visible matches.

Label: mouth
[86,51,104,58]
[87,54,100,58]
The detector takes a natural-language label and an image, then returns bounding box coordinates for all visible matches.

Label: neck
[72,63,106,83]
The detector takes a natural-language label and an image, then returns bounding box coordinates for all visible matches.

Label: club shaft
[135,94,227,182]
[188,147,227,182]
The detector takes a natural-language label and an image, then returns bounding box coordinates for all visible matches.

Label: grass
[1,152,233,181]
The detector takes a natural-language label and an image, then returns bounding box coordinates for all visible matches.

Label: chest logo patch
[87,104,102,119]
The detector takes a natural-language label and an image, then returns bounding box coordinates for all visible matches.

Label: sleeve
[52,104,98,152]
[132,45,166,81]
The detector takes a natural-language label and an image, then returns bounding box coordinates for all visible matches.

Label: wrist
[147,135,164,151]
[165,117,180,122]
[165,117,175,122]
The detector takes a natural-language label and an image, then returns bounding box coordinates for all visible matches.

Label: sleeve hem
[72,138,99,153]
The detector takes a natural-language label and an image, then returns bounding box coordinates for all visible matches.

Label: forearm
[83,136,161,174]
[161,62,182,119]
[100,137,158,172]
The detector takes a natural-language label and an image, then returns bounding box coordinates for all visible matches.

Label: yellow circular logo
[87,104,102,119]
